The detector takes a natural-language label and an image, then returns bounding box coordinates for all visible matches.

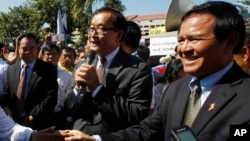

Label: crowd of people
[0,1,250,141]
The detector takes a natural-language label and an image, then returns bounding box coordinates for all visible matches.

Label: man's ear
[243,46,250,62]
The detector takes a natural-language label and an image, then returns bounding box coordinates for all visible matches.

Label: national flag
[57,8,68,35]
[62,10,68,34]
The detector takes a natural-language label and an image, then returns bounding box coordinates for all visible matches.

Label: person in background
[149,57,186,115]
[121,20,142,57]
[1,33,58,130]
[40,43,71,129]
[2,36,20,65]
[75,47,85,63]
[61,7,152,135]
[234,16,250,75]
[58,46,76,75]
[75,44,91,64]
[38,32,56,60]
[137,45,150,62]
[60,1,250,141]
[0,43,8,96]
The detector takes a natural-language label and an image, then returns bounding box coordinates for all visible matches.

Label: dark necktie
[183,80,201,127]
[16,64,28,113]
[97,57,106,82]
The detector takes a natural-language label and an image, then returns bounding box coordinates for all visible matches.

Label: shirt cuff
[91,85,103,97]
[92,135,102,141]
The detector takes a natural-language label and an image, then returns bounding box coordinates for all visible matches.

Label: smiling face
[177,13,234,78]
[88,11,124,57]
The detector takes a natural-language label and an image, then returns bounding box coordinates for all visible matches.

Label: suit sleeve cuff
[91,85,103,98]
[92,135,101,141]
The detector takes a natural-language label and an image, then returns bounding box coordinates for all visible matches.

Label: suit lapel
[192,84,236,134]
[102,49,126,85]
[26,60,39,94]
[191,62,246,134]
[171,82,190,127]
[14,61,21,92]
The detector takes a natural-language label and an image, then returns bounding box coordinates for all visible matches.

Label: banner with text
[149,37,177,56]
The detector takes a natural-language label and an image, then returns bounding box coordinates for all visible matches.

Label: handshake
[32,127,95,141]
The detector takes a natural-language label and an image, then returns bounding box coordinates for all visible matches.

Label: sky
[0,0,242,16]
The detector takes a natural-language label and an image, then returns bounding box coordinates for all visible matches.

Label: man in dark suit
[234,16,250,75]
[61,1,250,141]
[1,33,58,130]
[61,7,152,134]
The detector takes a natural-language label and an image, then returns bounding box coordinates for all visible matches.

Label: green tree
[70,0,125,46]
[0,4,42,39]
[237,0,249,14]
[104,0,126,12]
[0,0,125,45]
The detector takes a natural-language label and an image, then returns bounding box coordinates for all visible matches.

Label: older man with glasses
[61,7,153,134]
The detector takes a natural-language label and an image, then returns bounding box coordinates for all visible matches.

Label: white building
[126,13,166,36]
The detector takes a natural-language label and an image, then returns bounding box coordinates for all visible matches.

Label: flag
[57,8,68,35]
[152,64,166,78]
[62,10,68,34]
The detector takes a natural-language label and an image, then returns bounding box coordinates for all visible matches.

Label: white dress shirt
[0,58,8,96]
[55,67,71,112]
[0,106,33,141]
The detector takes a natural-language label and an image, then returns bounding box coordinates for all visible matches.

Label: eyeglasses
[86,26,117,35]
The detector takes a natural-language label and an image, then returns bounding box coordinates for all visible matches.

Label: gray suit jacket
[101,62,250,141]
[62,48,153,134]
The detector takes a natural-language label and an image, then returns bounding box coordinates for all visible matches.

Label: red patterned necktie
[97,57,106,82]
[16,64,28,113]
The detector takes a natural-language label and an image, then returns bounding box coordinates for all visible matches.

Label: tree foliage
[0,0,125,44]
[237,0,250,14]
[0,4,42,39]
[104,0,126,12]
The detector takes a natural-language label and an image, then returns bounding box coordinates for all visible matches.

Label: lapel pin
[208,103,216,112]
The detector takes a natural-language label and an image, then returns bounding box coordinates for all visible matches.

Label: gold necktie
[16,64,28,113]
[183,80,201,127]
[97,57,106,82]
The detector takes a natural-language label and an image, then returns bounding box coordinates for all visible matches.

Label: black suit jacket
[1,59,58,130]
[101,62,250,141]
[62,48,153,134]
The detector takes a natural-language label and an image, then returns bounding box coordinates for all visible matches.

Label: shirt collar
[98,47,120,67]
[190,61,234,92]
[21,59,36,69]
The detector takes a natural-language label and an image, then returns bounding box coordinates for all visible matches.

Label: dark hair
[137,45,150,62]
[180,1,245,54]
[165,58,183,83]
[0,43,3,49]
[18,33,38,46]
[41,44,60,55]
[123,21,142,49]
[61,46,77,58]
[157,58,183,84]
[93,7,127,38]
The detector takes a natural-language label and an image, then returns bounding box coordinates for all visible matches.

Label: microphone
[78,50,96,91]
[86,49,96,65]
